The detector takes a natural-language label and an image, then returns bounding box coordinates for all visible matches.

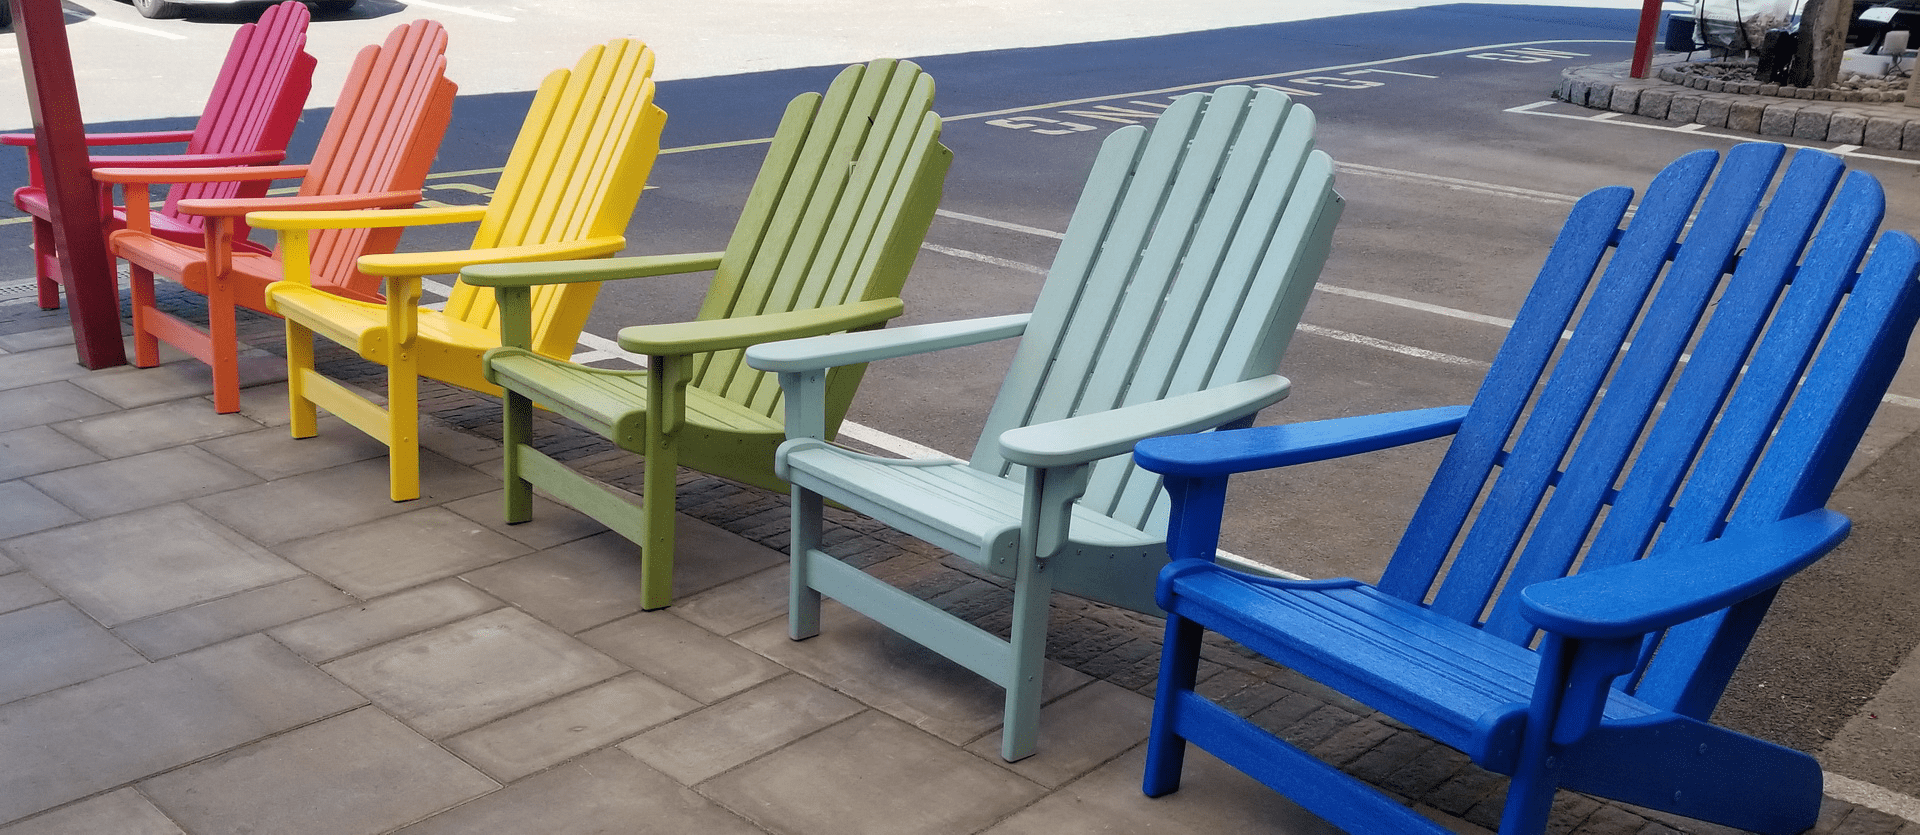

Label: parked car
[1850,0,1920,49]
[127,0,353,19]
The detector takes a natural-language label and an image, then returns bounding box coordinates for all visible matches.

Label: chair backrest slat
[287,19,455,302]
[1372,142,1920,716]
[437,39,664,356]
[680,60,951,430]
[164,1,315,228]
[968,87,1342,532]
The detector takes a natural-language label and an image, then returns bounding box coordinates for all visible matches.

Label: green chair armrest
[618,298,904,356]
[461,251,727,288]
[998,376,1293,469]
[746,313,1031,372]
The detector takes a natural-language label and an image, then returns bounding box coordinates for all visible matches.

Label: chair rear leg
[1143,610,1204,796]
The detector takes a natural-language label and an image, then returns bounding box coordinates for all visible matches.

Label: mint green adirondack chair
[744,86,1342,762]
[470,59,952,612]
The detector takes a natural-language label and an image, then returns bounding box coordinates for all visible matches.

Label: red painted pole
[1630,0,1664,78]
[11,0,127,368]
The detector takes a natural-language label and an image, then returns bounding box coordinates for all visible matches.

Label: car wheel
[312,0,354,12]
[0,4,11,28]
[131,0,184,19]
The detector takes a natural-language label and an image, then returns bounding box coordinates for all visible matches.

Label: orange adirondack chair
[98,19,456,414]
[3,0,315,310]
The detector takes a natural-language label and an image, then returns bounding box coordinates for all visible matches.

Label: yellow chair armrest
[248,203,490,231]
[356,236,628,278]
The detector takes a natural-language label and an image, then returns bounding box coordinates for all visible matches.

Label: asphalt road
[7,0,1920,786]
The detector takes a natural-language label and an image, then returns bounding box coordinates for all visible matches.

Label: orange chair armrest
[93,163,309,185]
[177,190,423,218]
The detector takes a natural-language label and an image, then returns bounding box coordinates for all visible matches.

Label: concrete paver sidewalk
[0,288,1915,833]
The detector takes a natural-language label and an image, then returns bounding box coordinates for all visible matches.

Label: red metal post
[1630,0,1664,78]
[11,0,128,368]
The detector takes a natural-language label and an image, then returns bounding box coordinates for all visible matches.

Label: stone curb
[1557,59,1920,151]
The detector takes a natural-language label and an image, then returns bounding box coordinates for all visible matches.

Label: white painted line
[947,39,1632,122]
[1297,323,1487,367]
[936,209,1066,240]
[1335,162,1581,205]
[921,243,1048,275]
[1825,771,1920,824]
[1316,284,1516,329]
[86,18,186,39]
[401,0,516,21]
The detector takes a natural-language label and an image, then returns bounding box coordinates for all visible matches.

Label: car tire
[312,0,354,12]
[131,0,184,18]
[0,4,11,28]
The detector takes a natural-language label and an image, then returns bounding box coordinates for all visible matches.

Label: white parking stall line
[935,209,1066,240]
[920,242,1048,275]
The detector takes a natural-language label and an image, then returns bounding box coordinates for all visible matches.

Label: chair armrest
[1133,406,1470,477]
[93,163,309,185]
[357,236,627,278]
[2,129,196,148]
[746,313,1032,373]
[178,190,423,219]
[1000,376,1294,469]
[78,150,286,170]
[247,204,488,231]
[461,251,728,287]
[1519,509,1851,640]
[617,299,904,356]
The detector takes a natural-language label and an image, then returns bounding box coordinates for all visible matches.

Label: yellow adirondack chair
[467,59,951,610]
[254,38,666,501]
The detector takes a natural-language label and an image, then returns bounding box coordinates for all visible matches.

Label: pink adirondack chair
[2,0,314,310]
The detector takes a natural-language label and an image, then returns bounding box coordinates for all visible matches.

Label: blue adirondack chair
[745,86,1343,762]
[1136,142,1920,834]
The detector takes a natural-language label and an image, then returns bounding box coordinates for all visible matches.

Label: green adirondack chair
[743,86,1342,762]
[469,59,952,612]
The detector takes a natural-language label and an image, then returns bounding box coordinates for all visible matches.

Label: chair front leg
[127,262,162,368]
[789,484,825,639]
[502,386,535,524]
[640,353,690,610]
[205,216,241,414]
[1000,463,1092,762]
[32,217,60,309]
[385,276,423,502]
[285,316,320,439]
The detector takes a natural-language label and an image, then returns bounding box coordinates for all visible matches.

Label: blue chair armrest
[1133,405,1469,477]
[1519,509,1851,639]
[999,376,1292,469]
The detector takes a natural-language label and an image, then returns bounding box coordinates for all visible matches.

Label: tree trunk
[1790,0,1850,88]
